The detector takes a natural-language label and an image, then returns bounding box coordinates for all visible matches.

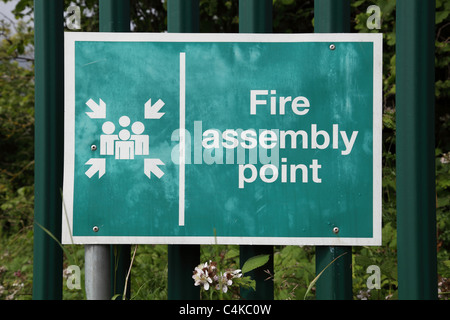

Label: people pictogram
[84,97,165,181]
[100,121,117,155]
[131,121,149,156]
[99,115,149,160]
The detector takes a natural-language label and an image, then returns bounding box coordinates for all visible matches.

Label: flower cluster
[192,261,242,293]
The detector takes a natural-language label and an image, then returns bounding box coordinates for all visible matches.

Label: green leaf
[224,247,239,260]
[352,0,365,7]
[241,254,270,274]
[436,10,449,24]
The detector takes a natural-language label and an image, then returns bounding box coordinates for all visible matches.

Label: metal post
[110,244,131,299]
[167,244,200,299]
[314,0,350,33]
[239,0,272,33]
[85,245,111,300]
[167,0,201,300]
[238,0,274,300]
[32,0,64,300]
[96,0,131,300]
[314,0,353,300]
[315,246,352,299]
[167,0,199,33]
[396,0,437,300]
[99,0,130,32]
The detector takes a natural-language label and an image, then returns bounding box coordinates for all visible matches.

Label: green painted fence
[32,0,437,300]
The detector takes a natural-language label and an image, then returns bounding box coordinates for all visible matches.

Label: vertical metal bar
[314,0,350,33]
[396,0,437,300]
[167,0,199,33]
[32,0,64,300]
[167,244,200,299]
[238,0,274,300]
[239,0,272,33]
[99,0,131,32]
[167,0,201,300]
[110,244,131,299]
[98,0,131,300]
[315,246,352,299]
[314,0,353,300]
[85,245,111,300]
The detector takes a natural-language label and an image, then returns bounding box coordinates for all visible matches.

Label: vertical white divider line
[179,52,186,226]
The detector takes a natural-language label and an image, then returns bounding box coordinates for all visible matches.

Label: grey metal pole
[85,245,111,300]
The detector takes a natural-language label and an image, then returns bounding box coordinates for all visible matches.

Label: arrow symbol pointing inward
[85,158,106,178]
[144,158,165,179]
[85,98,106,119]
[144,98,165,119]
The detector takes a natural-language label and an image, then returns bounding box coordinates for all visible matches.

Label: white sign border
[63,32,382,246]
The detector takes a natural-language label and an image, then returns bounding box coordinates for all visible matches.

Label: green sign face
[63,33,382,245]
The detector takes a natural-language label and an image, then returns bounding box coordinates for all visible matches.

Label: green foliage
[0,13,35,234]
[61,245,85,300]
[0,228,33,299]
[273,0,314,33]
[437,150,450,282]
[273,245,315,299]
[130,245,168,299]
[199,0,239,33]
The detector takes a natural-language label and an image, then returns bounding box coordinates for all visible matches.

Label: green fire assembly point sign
[62,33,382,245]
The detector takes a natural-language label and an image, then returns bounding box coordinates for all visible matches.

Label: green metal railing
[32,0,438,300]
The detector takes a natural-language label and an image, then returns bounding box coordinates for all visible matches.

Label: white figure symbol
[116,128,134,160]
[100,121,118,155]
[98,115,151,161]
[115,116,134,160]
[131,121,149,155]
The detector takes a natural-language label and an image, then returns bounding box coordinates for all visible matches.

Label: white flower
[215,269,242,293]
[356,289,371,300]
[440,152,450,164]
[192,261,241,293]
[231,269,242,278]
[192,263,213,290]
[215,271,235,293]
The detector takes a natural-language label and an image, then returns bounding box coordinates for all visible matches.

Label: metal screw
[93,226,99,232]
[329,44,336,50]
[333,226,339,234]
[91,144,97,151]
